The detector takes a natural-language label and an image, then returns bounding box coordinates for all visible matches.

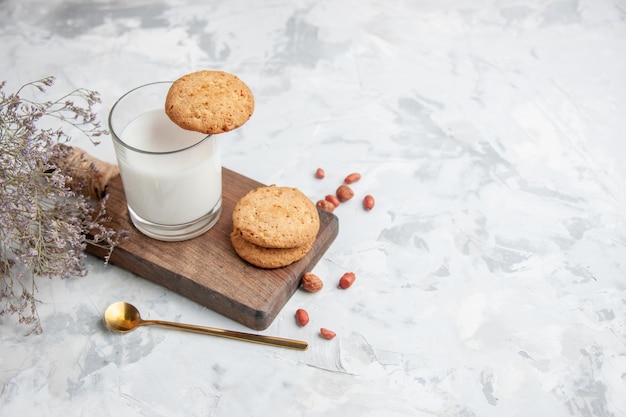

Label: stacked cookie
[231,185,320,268]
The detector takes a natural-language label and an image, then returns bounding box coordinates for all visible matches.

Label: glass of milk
[109,82,221,241]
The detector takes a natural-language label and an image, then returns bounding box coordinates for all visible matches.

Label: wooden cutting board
[86,168,338,330]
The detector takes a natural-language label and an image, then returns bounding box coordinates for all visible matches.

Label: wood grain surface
[86,168,339,330]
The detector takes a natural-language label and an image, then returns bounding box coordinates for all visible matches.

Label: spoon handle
[144,320,308,350]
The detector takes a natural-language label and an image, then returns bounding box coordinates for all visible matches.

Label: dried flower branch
[0,76,127,334]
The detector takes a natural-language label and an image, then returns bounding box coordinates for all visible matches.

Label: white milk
[116,109,221,226]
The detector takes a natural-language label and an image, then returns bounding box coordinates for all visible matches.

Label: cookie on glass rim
[165,70,254,134]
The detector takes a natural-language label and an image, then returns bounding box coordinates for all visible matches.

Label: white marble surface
[2,0,626,416]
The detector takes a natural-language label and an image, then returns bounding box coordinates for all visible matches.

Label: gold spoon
[103,301,308,351]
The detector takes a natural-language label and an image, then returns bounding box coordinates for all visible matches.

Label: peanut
[315,167,325,179]
[316,199,335,213]
[336,184,354,202]
[301,272,323,292]
[325,194,340,207]
[344,172,361,184]
[363,195,375,210]
[320,328,336,340]
[295,309,309,326]
[338,272,356,289]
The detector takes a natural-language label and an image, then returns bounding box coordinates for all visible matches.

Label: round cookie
[232,185,320,249]
[165,70,254,134]
[231,229,314,269]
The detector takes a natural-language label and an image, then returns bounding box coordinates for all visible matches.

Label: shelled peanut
[300,272,323,292]
[363,195,375,210]
[336,184,354,202]
[295,309,309,326]
[344,172,361,184]
[320,328,336,340]
[338,272,356,289]
[316,199,335,212]
[325,194,340,207]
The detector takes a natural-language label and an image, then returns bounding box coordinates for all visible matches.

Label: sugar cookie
[232,185,320,249]
[165,70,254,134]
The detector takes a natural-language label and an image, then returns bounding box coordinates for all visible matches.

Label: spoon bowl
[103,301,308,350]
[104,301,143,333]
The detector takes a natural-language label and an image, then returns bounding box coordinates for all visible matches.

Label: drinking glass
[109,82,222,241]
